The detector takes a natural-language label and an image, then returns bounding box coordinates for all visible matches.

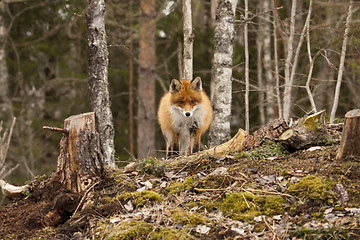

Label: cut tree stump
[51,112,104,193]
[336,109,360,160]
[278,110,333,151]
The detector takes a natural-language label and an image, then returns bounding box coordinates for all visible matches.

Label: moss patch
[236,141,288,160]
[197,174,235,189]
[286,175,334,204]
[95,220,191,240]
[167,177,194,195]
[149,227,191,240]
[137,157,166,177]
[112,190,162,207]
[289,226,351,239]
[95,220,153,240]
[219,192,285,222]
[170,208,211,226]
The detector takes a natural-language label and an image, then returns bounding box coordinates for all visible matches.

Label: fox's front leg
[193,131,201,153]
[188,130,201,154]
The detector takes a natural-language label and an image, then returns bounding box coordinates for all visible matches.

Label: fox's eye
[190,100,197,105]
[178,101,184,105]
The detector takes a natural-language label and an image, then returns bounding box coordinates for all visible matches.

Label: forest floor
[1,136,360,239]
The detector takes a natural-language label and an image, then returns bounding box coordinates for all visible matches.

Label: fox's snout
[185,112,191,117]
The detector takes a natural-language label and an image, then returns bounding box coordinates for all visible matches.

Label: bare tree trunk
[210,0,218,23]
[86,0,115,167]
[183,0,193,80]
[273,0,282,119]
[177,41,183,79]
[208,0,238,147]
[0,3,13,120]
[244,0,249,132]
[137,0,156,158]
[330,0,352,123]
[283,0,296,121]
[262,0,274,122]
[305,23,319,112]
[256,31,265,126]
[128,0,134,156]
[283,0,313,121]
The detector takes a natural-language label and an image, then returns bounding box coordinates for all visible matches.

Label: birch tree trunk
[86,0,115,167]
[209,0,238,147]
[262,0,274,122]
[137,0,156,158]
[244,0,249,132]
[256,30,265,126]
[273,0,282,119]
[283,0,296,121]
[330,0,352,123]
[0,3,13,120]
[183,0,193,80]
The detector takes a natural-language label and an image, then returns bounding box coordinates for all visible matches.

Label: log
[0,180,28,199]
[243,118,289,150]
[278,110,333,151]
[52,112,104,193]
[166,118,288,166]
[336,109,360,160]
[166,112,336,168]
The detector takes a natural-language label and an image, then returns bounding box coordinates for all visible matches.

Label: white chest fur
[169,103,205,154]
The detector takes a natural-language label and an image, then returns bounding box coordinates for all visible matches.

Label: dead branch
[0,179,28,199]
[43,126,68,134]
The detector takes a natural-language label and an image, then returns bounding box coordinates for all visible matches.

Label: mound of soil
[1,143,360,239]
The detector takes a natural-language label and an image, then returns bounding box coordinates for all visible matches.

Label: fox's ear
[190,77,202,91]
[169,79,182,93]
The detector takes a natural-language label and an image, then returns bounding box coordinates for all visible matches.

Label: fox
[157,77,213,157]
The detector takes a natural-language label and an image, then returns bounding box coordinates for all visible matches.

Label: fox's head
[169,77,203,117]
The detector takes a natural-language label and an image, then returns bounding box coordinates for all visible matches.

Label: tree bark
[273,0,282,119]
[52,112,104,193]
[279,110,333,151]
[330,0,352,123]
[283,0,296,121]
[137,0,156,158]
[128,0,134,156]
[244,0,249,133]
[336,109,360,160]
[183,0,193,80]
[86,0,115,167]
[256,30,265,126]
[209,0,238,147]
[262,0,274,122]
[0,3,13,120]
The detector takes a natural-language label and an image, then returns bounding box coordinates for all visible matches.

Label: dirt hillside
[1,137,360,239]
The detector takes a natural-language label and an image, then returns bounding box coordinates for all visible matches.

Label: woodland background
[0,0,359,185]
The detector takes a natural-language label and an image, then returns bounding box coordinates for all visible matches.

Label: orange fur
[157,77,213,157]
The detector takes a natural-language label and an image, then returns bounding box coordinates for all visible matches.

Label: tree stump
[52,112,104,193]
[279,110,333,151]
[336,109,360,160]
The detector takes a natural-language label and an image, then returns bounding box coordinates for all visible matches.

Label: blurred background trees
[0,0,359,184]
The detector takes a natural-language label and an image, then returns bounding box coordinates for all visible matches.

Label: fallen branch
[0,180,28,199]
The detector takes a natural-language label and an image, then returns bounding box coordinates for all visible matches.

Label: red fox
[158,77,213,157]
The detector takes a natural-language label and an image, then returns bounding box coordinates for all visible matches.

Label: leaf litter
[0,143,360,239]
